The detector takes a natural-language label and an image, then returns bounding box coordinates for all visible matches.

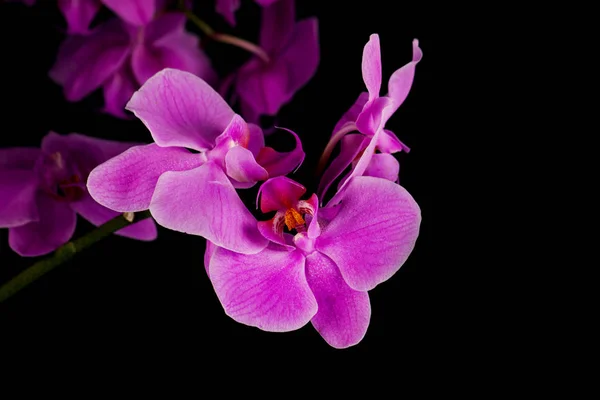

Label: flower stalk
[0,210,152,303]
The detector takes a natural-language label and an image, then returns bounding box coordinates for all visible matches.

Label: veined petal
[362,33,382,101]
[149,162,268,254]
[306,252,370,349]
[58,0,102,34]
[257,214,294,249]
[225,146,268,184]
[8,194,77,257]
[363,153,400,182]
[102,65,138,118]
[378,129,410,154]
[0,170,39,228]
[256,127,304,178]
[386,39,423,115]
[102,0,155,26]
[87,143,202,212]
[49,19,130,102]
[317,176,421,291]
[71,194,157,241]
[126,68,234,150]
[209,243,317,332]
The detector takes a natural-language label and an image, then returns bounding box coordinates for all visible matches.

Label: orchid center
[38,151,86,202]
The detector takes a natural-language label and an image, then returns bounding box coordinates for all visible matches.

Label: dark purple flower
[0,132,157,257]
[205,175,421,348]
[87,68,304,255]
[49,11,215,118]
[222,0,319,124]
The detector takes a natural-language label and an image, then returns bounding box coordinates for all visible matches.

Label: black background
[0,0,467,378]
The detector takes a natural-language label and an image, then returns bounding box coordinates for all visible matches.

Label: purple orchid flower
[318,35,422,201]
[221,0,319,124]
[216,0,281,26]
[205,175,421,348]
[86,68,304,255]
[49,11,215,118]
[0,132,157,257]
[58,0,160,34]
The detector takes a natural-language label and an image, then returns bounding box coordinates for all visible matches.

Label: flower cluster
[1,0,422,349]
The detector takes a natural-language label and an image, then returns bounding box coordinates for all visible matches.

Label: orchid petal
[0,147,41,169]
[8,194,76,257]
[363,153,400,182]
[204,240,217,277]
[386,39,423,115]
[0,170,39,228]
[378,129,410,153]
[225,146,268,184]
[257,176,305,213]
[362,34,382,101]
[102,0,155,26]
[215,0,240,26]
[257,215,294,249]
[279,17,319,98]
[332,92,368,135]
[256,128,304,178]
[306,252,370,348]
[126,68,234,151]
[209,243,317,331]
[355,95,392,136]
[149,162,267,254]
[58,0,102,34]
[102,65,138,118]
[71,194,157,241]
[87,143,202,212]
[317,176,421,291]
[49,19,130,102]
[259,0,295,54]
[317,133,368,201]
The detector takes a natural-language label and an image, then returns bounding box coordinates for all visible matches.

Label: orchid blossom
[206,176,421,348]
[87,68,304,255]
[318,35,422,201]
[49,8,215,118]
[0,132,157,257]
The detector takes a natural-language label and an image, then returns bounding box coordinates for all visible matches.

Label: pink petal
[204,240,217,277]
[247,123,265,157]
[257,216,294,249]
[87,143,202,212]
[49,19,131,102]
[71,194,157,241]
[363,153,400,182]
[225,146,268,184]
[317,134,368,202]
[8,194,77,257]
[316,176,421,291]
[362,34,382,101]
[102,0,155,26]
[306,252,371,349]
[149,162,268,254]
[0,170,39,228]
[256,128,305,178]
[209,243,317,331]
[257,176,305,213]
[332,92,368,135]
[355,95,393,136]
[58,0,102,34]
[102,65,139,118]
[236,59,288,117]
[377,129,410,153]
[215,0,240,26]
[126,68,234,151]
[259,0,295,54]
[386,39,423,115]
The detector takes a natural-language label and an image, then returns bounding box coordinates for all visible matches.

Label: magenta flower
[58,0,159,34]
[216,0,281,26]
[87,68,304,254]
[49,11,215,118]
[318,35,422,200]
[222,0,319,123]
[205,176,421,348]
[0,132,157,257]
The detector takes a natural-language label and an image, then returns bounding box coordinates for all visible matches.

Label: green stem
[0,210,152,303]
[180,6,271,63]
